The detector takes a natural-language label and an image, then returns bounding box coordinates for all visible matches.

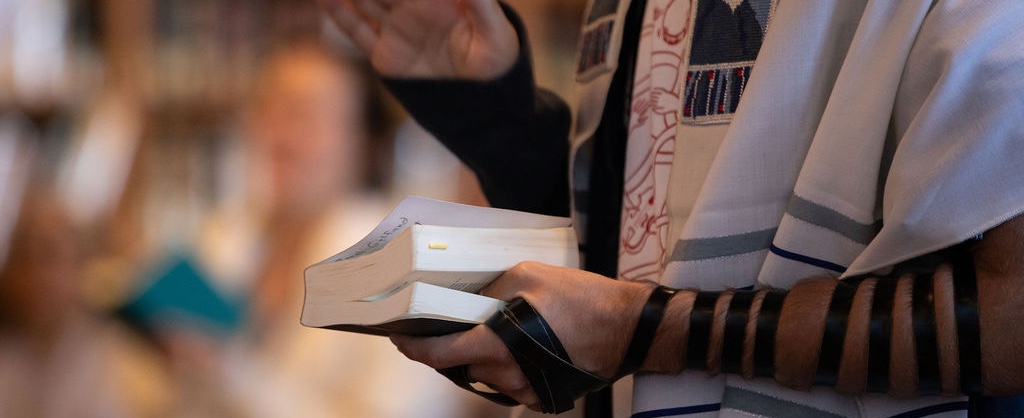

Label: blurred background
[0,0,586,417]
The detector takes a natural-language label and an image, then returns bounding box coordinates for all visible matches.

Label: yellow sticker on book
[427,242,448,250]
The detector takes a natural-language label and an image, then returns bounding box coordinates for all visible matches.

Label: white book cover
[313,196,574,264]
[301,197,579,335]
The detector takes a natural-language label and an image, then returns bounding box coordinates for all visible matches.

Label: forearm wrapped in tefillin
[683,244,980,396]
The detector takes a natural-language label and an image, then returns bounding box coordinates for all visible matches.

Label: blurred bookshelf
[0,0,348,307]
[3,0,589,130]
[1,0,588,307]
[2,3,591,417]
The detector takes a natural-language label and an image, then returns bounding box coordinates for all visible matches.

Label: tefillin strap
[721,290,756,375]
[815,280,858,386]
[687,292,720,371]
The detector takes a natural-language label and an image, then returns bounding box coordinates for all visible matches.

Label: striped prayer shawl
[569,0,1024,417]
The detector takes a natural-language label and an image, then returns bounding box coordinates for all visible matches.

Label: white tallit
[569,0,1024,417]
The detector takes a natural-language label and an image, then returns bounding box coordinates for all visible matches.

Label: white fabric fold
[615,0,1024,416]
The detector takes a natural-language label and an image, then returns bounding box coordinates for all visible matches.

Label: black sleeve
[381,5,571,217]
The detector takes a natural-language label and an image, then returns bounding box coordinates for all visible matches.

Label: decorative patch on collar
[681,0,775,125]
[576,0,623,80]
[682,62,753,121]
[577,20,615,76]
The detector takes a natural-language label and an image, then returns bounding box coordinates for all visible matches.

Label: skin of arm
[641,214,1024,396]
[973,214,1024,395]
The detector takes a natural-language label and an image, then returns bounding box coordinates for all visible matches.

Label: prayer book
[300,196,578,336]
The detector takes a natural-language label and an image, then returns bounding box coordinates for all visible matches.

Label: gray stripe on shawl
[722,386,850,418]
[670,228,777,261]
[787,195,881,245]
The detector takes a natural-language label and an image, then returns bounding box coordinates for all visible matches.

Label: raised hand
[317,0,520,80]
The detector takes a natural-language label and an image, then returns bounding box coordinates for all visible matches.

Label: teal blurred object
[119,255,245,337]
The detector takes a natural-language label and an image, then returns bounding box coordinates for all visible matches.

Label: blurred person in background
[172,39,491,418]
[0,186,161,418]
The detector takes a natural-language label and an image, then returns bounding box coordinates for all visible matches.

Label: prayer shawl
[570,0,1024,417]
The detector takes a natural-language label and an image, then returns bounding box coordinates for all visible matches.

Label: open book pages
[303,223,579,302]
[307,282,506,336]
[314,196,574,264]
[301,196,579,334]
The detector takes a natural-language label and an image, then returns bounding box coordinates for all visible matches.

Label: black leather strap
[867,278,898,393]
[913,274,941,395]
[754,290,786,378]
[722,290,755,375]
[615,285,677,378]
[952,249,982,395]
[815,280,857,386]
[687,292,719,370]
[439,297,609,414]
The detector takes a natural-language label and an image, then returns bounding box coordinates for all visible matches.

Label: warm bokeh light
[0,1,586,417]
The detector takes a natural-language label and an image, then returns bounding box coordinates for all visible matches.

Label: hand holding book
[390,261,656,412]
[301,196,579,336]
[303,196,657,412]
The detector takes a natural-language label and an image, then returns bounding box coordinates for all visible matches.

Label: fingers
[390,325,507,370]
[317,0,381,55]
[480,261,598,305]
[351,0,390,23]
[460,0,520,78]
[466,363,539,406]
[461,0,510,38]
[479,261,549,301]
[391,326,540,406]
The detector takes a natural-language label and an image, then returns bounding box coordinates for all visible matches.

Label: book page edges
[300,282,504,333]
[309,196,573,266]
[304,225,579,302]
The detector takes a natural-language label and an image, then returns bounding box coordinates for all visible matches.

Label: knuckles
[483,370,531,394]
[505,261,546,283]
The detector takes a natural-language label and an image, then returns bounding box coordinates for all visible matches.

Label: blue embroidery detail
[631,403,722,418]
[886,401,969,418]
[683,0,773,123]
[682,65,752,119]
[769,244,847,273]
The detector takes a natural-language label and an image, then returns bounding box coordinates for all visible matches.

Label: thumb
[316,0,381,56]
[460,0,520,77]
[462,0,511,36]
